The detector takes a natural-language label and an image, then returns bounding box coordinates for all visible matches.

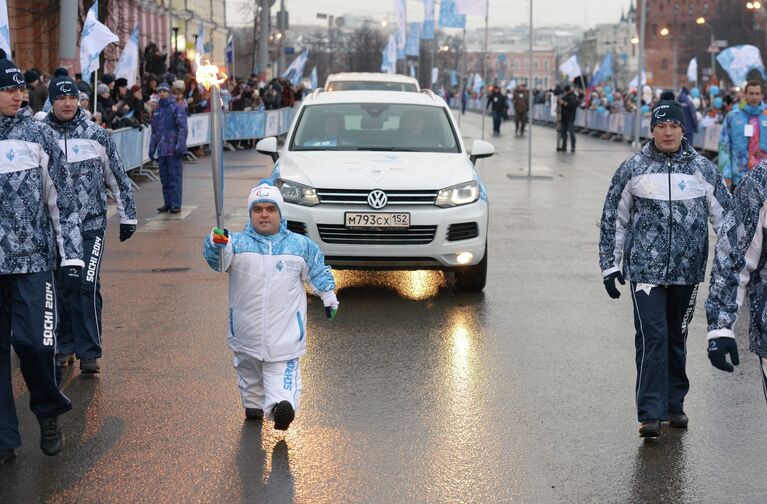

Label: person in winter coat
[704,156,767,406]
[486,87,508,137]
[44,76,137,375]
[0,60,84,464]
[149,82,188,213]
[512,82,530,136]
[558,85,579,152]
[719,80,767,190]
[203,181,338,430]
[677,87,698,140]
[599,95,731,438]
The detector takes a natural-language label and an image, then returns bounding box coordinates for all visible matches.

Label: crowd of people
[16,42,307,133]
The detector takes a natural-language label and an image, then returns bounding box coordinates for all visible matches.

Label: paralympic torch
[196,57,227,271]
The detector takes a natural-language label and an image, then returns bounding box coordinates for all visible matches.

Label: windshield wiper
[356,147,420,151]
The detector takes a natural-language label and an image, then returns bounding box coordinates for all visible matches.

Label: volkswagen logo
[367,189,388,209]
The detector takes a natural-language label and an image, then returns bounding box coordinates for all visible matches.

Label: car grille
[287,220,308,235]
[317,224,437,245]
[316,189,438,206]
[447,222,479,241]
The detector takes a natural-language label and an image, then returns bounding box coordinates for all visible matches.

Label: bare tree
[345,25,386,73]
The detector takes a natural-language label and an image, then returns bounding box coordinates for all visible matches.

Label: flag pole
[507,0,552,182]
[458,26,466,127]
[480,0,489,140]
[93,68,98,116]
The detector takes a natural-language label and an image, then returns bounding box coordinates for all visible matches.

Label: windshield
[326,81,419,92]
[290,103,460,153]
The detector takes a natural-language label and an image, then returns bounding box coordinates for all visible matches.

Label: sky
[225,0,629,30]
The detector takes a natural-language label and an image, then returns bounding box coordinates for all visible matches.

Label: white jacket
[204,220,336,362]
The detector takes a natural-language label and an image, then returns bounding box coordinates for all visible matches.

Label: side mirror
[256,137,279,162]
[469,139,495,164]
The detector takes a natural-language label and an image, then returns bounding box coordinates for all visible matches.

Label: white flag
[0,0,11,59]
[629,72,647,89]
[115,24,140,86]
[381,35,397,74]
[431,67,439,85]
[472,73,484,93]
[559,55,582,81]
[455,0,487,16]
[79,1,118,83]
[310,66,318,90]
[686,57,698,83]
[195,23,205,61]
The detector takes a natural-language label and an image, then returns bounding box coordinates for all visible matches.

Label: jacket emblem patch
[72,144,80,154]
[276,260,284,272]
[5,149,13,161]
[678,180,687,192]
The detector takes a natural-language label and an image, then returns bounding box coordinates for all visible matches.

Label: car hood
[277,151,474,189]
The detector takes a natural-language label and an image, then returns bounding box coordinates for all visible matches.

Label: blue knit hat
[48,76,79,101]
[0,59,25,91]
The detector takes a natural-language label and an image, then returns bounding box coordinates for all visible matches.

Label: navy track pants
[57,229,105,360]
[0,271,72,451]
[630,283,698,422]
[158,155,183,209]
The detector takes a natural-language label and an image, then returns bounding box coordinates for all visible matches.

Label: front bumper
[284,201,488,270]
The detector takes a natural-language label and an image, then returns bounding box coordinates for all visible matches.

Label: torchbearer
[196,58,226,270]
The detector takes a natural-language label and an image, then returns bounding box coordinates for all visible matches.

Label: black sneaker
[39,417,62,456]
[272,401,295,431]
[169,208,182,214]
[80,358,100,374]
[157,205,170,213]
[669,411,689,429]
[245,408,264,420]
[0,448,16,465]
[639,419,662,438]
[56,353,75,368]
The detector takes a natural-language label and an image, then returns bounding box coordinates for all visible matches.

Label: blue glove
[603,271,625,299]
[60,266,82,296]
[708,337,740,372]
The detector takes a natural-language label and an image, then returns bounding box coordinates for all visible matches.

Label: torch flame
[195,54,227,90]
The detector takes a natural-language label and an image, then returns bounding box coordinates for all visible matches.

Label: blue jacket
[678,89,698,137]
[599,139,731,285]
[0,110,83,274]
[718,104,767,185]
[149,98,188,158]
[203,219,336,362]
[706,161,767,357]
[45,108,137,233]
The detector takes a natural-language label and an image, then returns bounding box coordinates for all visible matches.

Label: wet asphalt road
[2,112,766,503]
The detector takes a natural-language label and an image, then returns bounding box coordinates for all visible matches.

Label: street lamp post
[696,17,717,82]
[633,0,647,150]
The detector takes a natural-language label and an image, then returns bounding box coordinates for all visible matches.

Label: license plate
[344,212,410,228]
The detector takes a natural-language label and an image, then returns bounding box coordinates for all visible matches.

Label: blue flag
[439,0,466,29]
[591,53,614,86]
[281,49,309,86]
[717,45,766,85]
[422,0,435,40]
[406,23,421,57]
[226,35,234,65]
[450,70,458,87]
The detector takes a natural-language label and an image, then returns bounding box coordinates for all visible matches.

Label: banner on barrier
[225,111,266,140]
[187,114,211,147]
[265,111,280,137]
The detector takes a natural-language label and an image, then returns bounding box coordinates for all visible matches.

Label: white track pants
[233,352,302,420]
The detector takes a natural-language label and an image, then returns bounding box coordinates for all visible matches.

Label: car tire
[454,244,487,292]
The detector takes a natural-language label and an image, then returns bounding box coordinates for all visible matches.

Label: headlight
[435,181,480,207]
[276,179,320,207]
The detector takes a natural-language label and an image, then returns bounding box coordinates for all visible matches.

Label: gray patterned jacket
[599,139,730,285]
[0,110,83,274]
[706,162,767,357]
[44,108,137,233]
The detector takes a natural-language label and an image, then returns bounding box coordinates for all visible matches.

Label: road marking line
[138,206,198,232]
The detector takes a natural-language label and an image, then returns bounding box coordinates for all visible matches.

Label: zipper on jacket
[260,240,272,357]
[665,159,673,282]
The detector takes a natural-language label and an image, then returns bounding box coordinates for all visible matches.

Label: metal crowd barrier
[109,106,297,186]
[451,99,722,153]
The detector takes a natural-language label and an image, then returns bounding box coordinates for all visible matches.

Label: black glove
[708,337,740,372]
[60,266,82,296]
[603,271,625,299]
[120,223,136,242]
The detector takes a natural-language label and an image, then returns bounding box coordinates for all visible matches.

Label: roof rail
[419,88,438,100]
[310,88,325,99]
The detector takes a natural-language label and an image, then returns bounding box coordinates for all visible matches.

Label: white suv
[324,73,420,92]
[256,90,494,291]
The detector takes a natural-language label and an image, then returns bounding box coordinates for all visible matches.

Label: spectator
[25,70,47,113]
[143,42,167,76]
